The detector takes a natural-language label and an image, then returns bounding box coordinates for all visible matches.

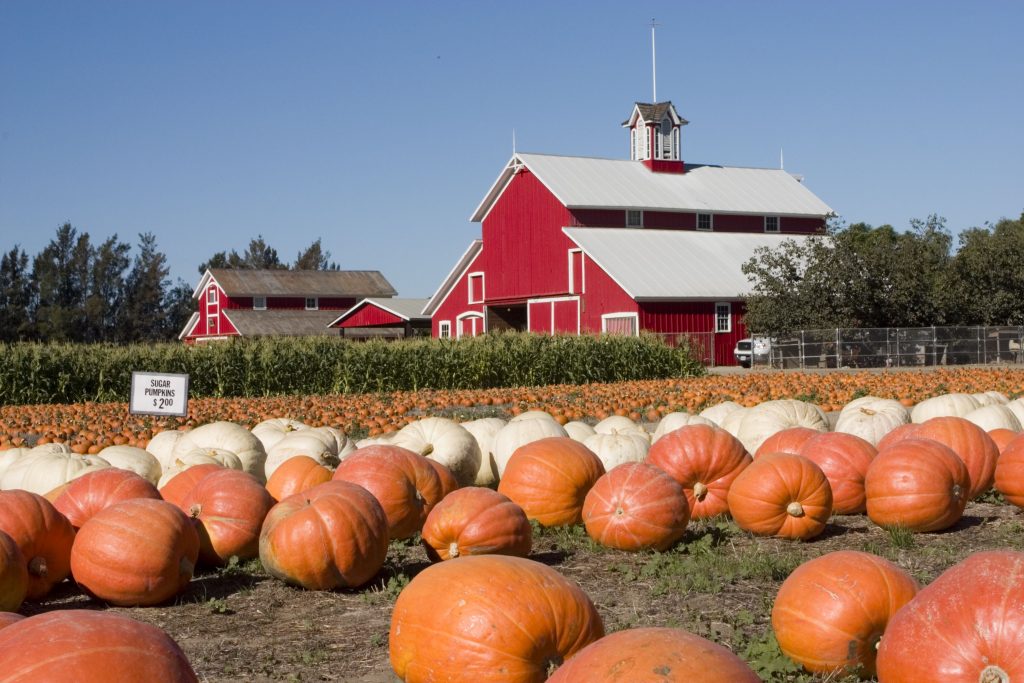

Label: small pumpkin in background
[582,462,689,552]
[53,468,162,530]
[0,530,28,612]
[772,550,918,677]
[727,452,832,540]
[265,456,332,502]
[497,437,604,527]
[0,489,76,600]
[420,487,531,562]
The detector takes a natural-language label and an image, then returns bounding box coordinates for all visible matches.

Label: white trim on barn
[467,272,485,304]
[567,248,585,294]
[438,320,452,338]
[601,312,640,336]
[526,295,581,335]
[178,312,199,340]
[455,311,485,339]
[422,240,484,317]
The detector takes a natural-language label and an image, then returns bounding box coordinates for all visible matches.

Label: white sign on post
[129,372,190,417]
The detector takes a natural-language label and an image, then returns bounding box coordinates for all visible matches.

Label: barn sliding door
[527,297,580,335]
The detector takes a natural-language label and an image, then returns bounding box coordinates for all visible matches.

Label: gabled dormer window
[626,210,643,228]
[305,297,318,310]
[207,287,217,305]
[253,296,266,310]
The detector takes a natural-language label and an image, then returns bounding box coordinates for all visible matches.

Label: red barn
[179,269,396,343]
[423,101,832,364]
[328,298,431,339]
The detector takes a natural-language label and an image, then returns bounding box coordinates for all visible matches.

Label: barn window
[207,314,218,335]
[715,302,732,333]
[253,296,266,310]
[626,210,643,228]
[630,127,637,160]
[467,272,484,304]
[659,118,672,159]
[602,313,638,336]
[206,287,217,305]
[697,213,713,231]
[764,216,780,233]
[439,321,451,339]
[305,297,318,310]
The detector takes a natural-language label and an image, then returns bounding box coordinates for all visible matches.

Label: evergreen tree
[0,246,34,341]
[32,223,92,341]
[240,235,284,269]
[162,278,196,339]
[118,232,171,342]
[293,238,339,270]
[83,235,130,342]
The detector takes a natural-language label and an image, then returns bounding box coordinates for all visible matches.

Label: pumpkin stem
[189,503,202,519]
[859,407,877,416]
[28,556,48,578]
[693,482,708,501]
[786,501,805,517]
[980,665,1009,683]
[615,507,625,516]
[448,542,460,559]
[545,656,564,678]
[422,444,434,456]
[952,484,964,501]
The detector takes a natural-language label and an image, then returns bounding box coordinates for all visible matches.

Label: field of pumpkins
[1,366,1024,681]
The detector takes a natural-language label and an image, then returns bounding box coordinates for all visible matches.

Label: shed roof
[328,297,431,327]
[563,227,814,300]
[222,309,342,337]
[196,269,397,299]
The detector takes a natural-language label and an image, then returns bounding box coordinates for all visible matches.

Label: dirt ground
[24,497,1024,683]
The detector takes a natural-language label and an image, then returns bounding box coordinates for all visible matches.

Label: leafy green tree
[32,223,92,341]
[944,213,1024,325]
[293,238,339,270]
[0,246,34,341]
[162,278,196,339]
[83,235,131,342]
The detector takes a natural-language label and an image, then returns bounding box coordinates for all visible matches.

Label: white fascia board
[561,227,637,299]
[422,241,483,316]
[177,312,199,340]
[470,154,571,224]
[192,269,215,299]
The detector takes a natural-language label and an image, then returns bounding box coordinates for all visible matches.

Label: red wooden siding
[431,250,486,337]
[191,282,239,340]
[222,296,357,311]
[568,208,823,233]
[527,297,580,335]
[527,301,552,334]
[574,254,637,333]
[337,304,403,328]
[553,299,579,333]
[457,314,484,338]
[639,300,747,365]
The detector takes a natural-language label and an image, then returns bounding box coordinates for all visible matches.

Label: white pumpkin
[0,447,31,483]
[171,421,267,483]
[509,410,559,423]
[0,452,110,495]
[389,417,481,487]
[28,442,72,456]
[963,404,1022,433]
[355,432,399,449]
[146,429,186,474]
[699,401,745,427]
[264,428,354,479]
[251,418,308,451]
[1006,399,1024,429]
[97,445,162,485]
[719,407,750,440]
[563,420,597,443]
[652,412,715,443]
[492,419,568,476]
[312,426,355,459]
[460,418,506,487]
[834,396,910,446]
[157,447,243,488]
[910,393,981,423]
[593,416,649,441]
[583,432,650,470]
[972,391,1009,407]
[729,400,829,455]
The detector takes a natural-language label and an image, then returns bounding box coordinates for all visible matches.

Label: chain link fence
[752,326,1024,369]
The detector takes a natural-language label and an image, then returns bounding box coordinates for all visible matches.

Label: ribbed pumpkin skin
[876,550,1024,682]
[427,459,461,500]
[176,469,275,566]
[53,468,161,529]
[865,438,969,532]
[421,487,531,561]
[0,610,198,682]
[727,453,832,539]
[798,432,877,514]
[159,464,222,507]
[645,424,752,519]
[548,626,760,683]
[988,428,1018,455]
[71,498,199,606]
[755,427,821,458]
[912,416,999,499]
[265,455,332,502]
[772,550,918,676]
[0,530,28,612]
[497,437,605,527]
[0,489,76,600]
[259,480,389,590]
[0,612,24,630]
[582,462,690,552]
[332,445,443,540]
[389,555,604,683]
[875,422,921,452]
[994,434,1024,508]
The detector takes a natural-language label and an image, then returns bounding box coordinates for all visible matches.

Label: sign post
[129,372,190,417]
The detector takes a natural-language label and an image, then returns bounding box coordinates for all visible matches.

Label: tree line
[741,213,1024,335]
[0,224,342,343]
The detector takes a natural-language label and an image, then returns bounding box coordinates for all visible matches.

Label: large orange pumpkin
[0,489,76,600]
[332,445,443,540]
[427,458,461,500]
[389,555,604,682]
[876,550,1024,682]
[53,468,161,530]
[0,609,198,682]
[421,487,531,561]
[646,424,751,519]
[0,530,28,612]
[798,431,877,514]
[875,421,920,452]
[582,462,690,552]
[175,468,275,566]
[265,455,332,502]
[497,437,605,527]
[772,550,918,676]
[547,626,760,683]
[0,612,24,630]
[911,416,999,499]
[158,463,222,507]
[865,438,969,532]
[70,498,199,606]
[988,428,1018,455]
[754,426,820,458]
[994,433,1024,508]
[259,480,389,590]
[726,452,832,539]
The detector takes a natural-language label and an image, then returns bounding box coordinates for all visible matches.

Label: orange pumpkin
[865,438,969,532]
[175,468,275,566]
[798,431,877,514]
[0,612,24,630]
[259,480,389,590]
[911,416,999,499]
[0,530,28,612]
[548,626,760,683]
[158,464,222,507]
[875,422,920,452]
[0,489,76,600]
[427,458,461,500]
[0,609,198,682]
[876,550,1024,682]
[389,555,604,682]
[988,428,1018,455]
[994,434,1024,508]
[772,550,918,676]
[70,498,199,606]
[755,426,820,458]
[497,437,605,527]
[645,424,751,519]
[332,445,443,540]
[265,455,332,502]
[582,462,690,552]
[726,452,832,540]
[53,468,161,530]
[421,487,531,561]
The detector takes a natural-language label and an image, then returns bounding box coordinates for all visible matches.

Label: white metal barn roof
[472,153,834,222]
[563,228,814,301]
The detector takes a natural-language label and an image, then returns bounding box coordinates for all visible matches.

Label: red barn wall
[338,305,403,328]
[639,300,748,365]
[575,255,638,333]
[431,250,485,337]
[568,208,823,233]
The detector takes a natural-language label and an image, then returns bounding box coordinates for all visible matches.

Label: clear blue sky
[2,1,1021,298]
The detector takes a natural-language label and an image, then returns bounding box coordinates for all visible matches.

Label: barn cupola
[623,101,688,174]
